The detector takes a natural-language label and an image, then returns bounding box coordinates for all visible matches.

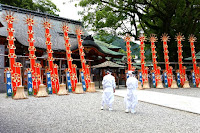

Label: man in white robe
[101,70,116,111]
[124,71,138,114]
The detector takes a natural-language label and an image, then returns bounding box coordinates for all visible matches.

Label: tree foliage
[78,0,200,62]
[0,0,60,15]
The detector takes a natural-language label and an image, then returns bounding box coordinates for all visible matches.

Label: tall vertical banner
[4,68,13,97]
[61,23,77,91]
[161,33,173,87]
[65,69,72,92]
[188,35,199,87]
[46,70,52,94]
[192,72,196,87]
[176,71,181,87]
[3,10,22,94]
[42,18,59,93]
[24,14,41,95]
[81,71,86,91]
[75,26,91,89]
[27,71,33,95]
[124,34,135,71]
[6,71,12,96]
[139,34,149,88]
[139,71,143,85]
[175,33,186,87]
[164,72,168,88]
[151,71,156,88]
[25,68,33,95]
[149,34,162,88]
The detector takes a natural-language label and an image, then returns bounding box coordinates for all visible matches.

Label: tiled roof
[185,51,200,60]
[94,39,121,49]
[92,61,125,68]
[0,4,124,57]
[0,4,88,51]
[94,39,124,56]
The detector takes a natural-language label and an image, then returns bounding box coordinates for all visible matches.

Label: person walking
[101,70,116,111]
[124,71,138,114]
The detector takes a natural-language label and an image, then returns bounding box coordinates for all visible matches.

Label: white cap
[128,71,133,74]
[107,70,112,74]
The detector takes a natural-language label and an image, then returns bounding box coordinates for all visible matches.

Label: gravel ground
[0,92,200,133]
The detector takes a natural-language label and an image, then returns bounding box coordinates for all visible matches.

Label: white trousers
[102,88,114,108]
[124,89,138,111]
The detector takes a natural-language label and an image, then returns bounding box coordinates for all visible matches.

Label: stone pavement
[97,87,200,114]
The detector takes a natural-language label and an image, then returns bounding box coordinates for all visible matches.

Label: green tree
[0,0,60,15]
[78,0,200,62]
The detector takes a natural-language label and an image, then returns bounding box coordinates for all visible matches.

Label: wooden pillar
[59,59,62,83]
[99,69,100,89]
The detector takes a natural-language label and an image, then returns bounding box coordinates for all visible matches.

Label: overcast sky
[51,0,82,21]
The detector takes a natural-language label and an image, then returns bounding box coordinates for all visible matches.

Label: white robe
[102,74,116,107]
[124,76,138,111]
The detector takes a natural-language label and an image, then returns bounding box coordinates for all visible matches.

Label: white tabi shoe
[125,109,129,113]
[131,110,136,114]
[109,108,113,111]
[101,106,104,110]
